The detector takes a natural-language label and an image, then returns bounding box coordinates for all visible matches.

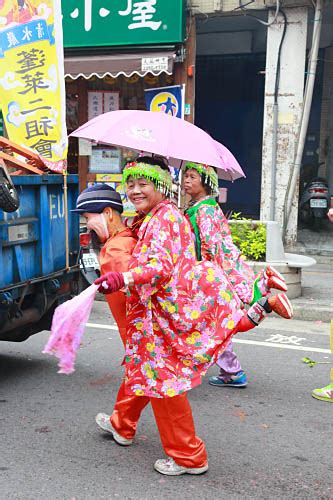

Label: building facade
[61,0,193,192]
[193,0,333,250]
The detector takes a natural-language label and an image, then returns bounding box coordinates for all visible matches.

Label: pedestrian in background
[183,162,288,388]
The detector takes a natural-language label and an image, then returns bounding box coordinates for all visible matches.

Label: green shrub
[229,212,266,261]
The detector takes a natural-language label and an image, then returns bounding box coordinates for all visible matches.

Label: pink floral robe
[190,200,264,304]
[123,200,246,398]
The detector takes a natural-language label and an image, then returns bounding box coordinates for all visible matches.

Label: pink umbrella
[70,110,245,181]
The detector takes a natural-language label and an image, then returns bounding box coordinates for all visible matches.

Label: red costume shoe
[235,293,293,333]
[264,266,288,292]
[268,293,293,319]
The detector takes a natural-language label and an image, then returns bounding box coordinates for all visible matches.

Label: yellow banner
[0,0,67,172]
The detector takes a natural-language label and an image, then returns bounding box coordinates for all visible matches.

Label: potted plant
[228,213,303,299]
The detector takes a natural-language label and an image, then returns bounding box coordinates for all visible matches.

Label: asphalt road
[0,302,332,500]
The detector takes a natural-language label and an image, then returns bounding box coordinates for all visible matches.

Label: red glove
[94,272,125,294]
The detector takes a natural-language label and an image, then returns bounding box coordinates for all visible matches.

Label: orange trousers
[106,292,127,347]
[111,382,208,468]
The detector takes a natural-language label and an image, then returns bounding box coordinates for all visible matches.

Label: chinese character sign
[88,92,104,121]
[145,85,184,119]
[104,92,119,113]
[62,0,186,48]
[118,0,162,31]
[0,0,68,172]
[87,91,119,121]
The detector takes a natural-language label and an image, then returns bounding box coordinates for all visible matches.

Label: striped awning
[64,51,175,80]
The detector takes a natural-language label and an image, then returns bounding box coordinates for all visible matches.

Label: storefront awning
[64,51,176,80]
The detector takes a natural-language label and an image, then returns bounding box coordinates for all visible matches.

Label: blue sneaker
[209,371,248,388]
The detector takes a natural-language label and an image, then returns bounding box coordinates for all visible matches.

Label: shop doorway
[195,53,266,218]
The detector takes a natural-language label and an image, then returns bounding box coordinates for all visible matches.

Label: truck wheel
[0,175,20,212]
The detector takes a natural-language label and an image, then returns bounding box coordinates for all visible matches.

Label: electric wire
[235,0,280,26]
[273,9,287,104]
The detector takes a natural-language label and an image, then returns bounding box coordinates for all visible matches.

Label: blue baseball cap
[72,183,123,214]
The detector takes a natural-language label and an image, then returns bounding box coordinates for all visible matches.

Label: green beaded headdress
[122,161,173,196]
[184,161,219,196]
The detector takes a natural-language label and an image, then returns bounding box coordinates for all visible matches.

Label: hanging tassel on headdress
[122,161,173,197]
[184,161,219,196]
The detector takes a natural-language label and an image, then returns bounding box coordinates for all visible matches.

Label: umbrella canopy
[70,110,245,181]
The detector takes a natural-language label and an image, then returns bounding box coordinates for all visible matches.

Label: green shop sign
[62,0,186,48]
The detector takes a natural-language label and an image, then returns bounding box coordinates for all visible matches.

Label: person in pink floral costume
[183,162,288,388]
[94,156,292,476]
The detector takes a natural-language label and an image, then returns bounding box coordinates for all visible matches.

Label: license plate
[8,224,29,242]
[81,251,100,270]
[310,199,327,208]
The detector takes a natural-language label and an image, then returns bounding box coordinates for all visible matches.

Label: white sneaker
[154,457,208,476]
[95,413,133,446]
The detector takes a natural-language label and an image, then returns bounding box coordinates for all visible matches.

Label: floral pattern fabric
[192,201,264,304]
[123,200,245,398]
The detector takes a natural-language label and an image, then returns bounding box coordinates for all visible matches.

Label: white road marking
[264,334,307,345]
[86,322,118,331]
[86,322,331,354]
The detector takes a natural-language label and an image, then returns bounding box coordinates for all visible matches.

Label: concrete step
[305,254,333,265]
[291,248,333,260]
[290,300,332,322]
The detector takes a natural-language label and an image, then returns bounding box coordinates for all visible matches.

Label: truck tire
[0,174,20,212]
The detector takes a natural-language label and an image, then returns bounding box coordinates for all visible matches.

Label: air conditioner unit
[221,0,267,12]
[192,0,267,13]
[192,0,312,14]
[264,0,312,6]
[191,0,223,14]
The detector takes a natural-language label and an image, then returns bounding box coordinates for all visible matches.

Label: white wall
[260,7,308,247]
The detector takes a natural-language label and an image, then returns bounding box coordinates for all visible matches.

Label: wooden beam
[0,136,45,168]
[0,153,44,175]
[77,78,89,192]
[174,13,196,124]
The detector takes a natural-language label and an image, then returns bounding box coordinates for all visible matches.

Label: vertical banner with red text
[0,0,68,172]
